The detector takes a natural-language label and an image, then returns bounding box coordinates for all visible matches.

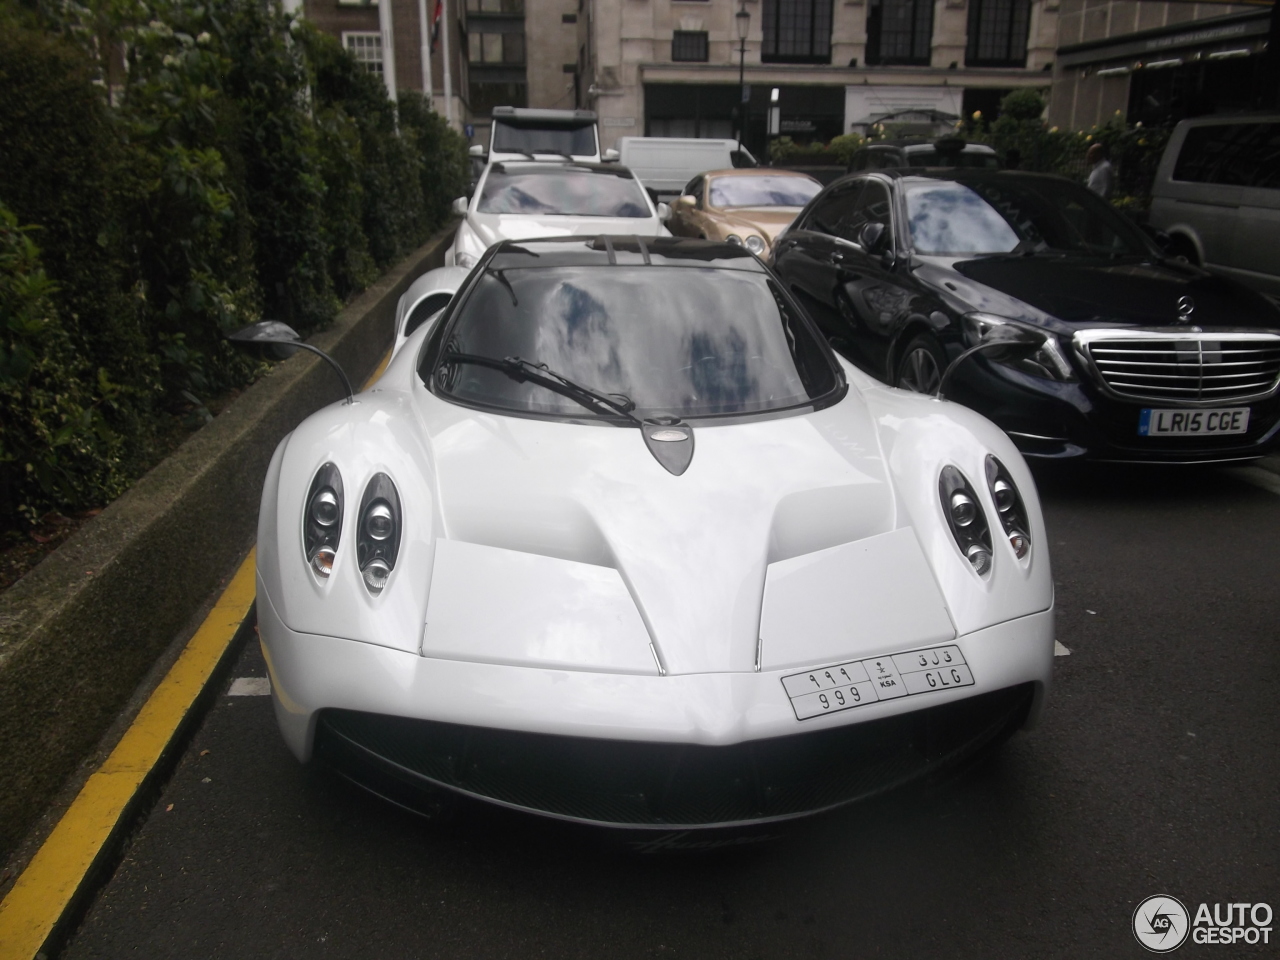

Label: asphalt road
[59,464,1279,959]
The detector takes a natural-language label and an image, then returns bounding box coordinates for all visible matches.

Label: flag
[431,0,442,50]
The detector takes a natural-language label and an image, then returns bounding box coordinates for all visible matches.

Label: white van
[1148,114,1280,300]
[615,138,757,200]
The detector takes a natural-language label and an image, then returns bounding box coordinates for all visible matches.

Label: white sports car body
[446,162,670,270]
[257,237,1054,829]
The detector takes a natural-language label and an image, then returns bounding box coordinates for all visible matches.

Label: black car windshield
[904,178,1150,257]
[492,121,596,157]
[709,175,822,208]
[431,266,839,420]
[477,166,652,217]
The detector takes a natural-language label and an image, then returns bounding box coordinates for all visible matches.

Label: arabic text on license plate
[1138,407,1249,437]
[781,645,974,721]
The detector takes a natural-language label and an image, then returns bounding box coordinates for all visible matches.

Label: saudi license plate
[1138,407,1250,437]
[781,645,974,721]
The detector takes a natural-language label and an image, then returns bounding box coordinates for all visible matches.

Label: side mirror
[227,321,354,403]
[451,196,469,216]
[674,195,696,210]
[858,222,887,253]
[657,202,672,221]
[468,144,487,158]
[602,148,620,162]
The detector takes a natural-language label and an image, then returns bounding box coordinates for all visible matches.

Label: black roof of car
[842,168,1073,185]
[487,236,766,271]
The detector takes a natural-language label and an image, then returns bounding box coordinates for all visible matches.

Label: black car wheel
[896,334,946,394]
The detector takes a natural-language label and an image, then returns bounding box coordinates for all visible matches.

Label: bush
[769,133,864,167]
[0,0,462,532]
[0,205,127,523]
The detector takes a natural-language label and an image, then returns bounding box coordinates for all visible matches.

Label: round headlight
[310,488,339,527]
[950,491,977,527]
[365,501,394,541]
[966,543,992,575]
[992,478,1015,513]
[1008,530,1030,559]
[725,234,743,246]
[745,235,766,255]
[362,557,392,592]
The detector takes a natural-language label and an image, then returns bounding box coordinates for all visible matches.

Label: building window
[866,0,932,66]
[672,30,709,62]
[762,0,832,64]
[468,31,525,64]
[343,33,383,76]
[966,0,1030,67]
[466,0,524,12]
[468,80,528,115]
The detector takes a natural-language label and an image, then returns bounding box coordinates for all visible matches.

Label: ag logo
[1134,895,1191,952]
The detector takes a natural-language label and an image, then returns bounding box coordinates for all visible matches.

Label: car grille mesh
[315,685,1033,827]
[1084,335,1280,402]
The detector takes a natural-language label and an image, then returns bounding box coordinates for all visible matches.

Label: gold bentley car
[668,168,823,256]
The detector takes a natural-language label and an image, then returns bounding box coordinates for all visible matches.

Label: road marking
[227,677,271,696]
[1222,465,1280,497]
[0,550,256,959]
[1055,641,1071,657]
[0,347,395,958]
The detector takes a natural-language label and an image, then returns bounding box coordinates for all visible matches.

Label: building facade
[1048,1,1269,131]
[575,0,1063,155]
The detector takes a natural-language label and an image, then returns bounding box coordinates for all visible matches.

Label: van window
[1173,122,1280,189]
[493,120,596,157]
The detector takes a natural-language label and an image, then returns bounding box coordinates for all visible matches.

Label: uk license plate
[1138,407,1250,437]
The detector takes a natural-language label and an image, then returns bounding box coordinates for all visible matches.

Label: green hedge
[0,0,466,530]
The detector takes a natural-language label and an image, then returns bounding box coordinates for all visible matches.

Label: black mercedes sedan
[769,170,1280,463]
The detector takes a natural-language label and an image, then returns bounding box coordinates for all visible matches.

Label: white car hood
[423,395,899,676]
[465,211,665,245]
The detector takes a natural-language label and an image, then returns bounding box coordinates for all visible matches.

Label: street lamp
[735,2,750,153]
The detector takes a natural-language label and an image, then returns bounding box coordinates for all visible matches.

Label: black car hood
[920,255,1280,331]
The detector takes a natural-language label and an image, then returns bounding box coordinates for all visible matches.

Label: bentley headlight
[303,463,343,578]
[986,456,1032,560]
[725,234,743,246]
[963,313,1075,382]
[939,465,993,577]
[744,235,766,255]
[357,473,401,595]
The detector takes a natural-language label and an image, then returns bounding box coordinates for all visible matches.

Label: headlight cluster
[939,461,1033,575]
[356,473,402,595]
[939,466,993,576]
[302,465,402,594]
[985,455,1032,560]
[725,234,766,255]
[963,313,1075,382]
[303,464,344,577]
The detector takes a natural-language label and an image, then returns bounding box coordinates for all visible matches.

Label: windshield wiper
[442,353,641,424]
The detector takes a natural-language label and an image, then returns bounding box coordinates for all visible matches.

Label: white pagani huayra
[231,236,1054,831]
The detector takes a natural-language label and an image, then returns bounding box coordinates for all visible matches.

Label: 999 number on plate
[781,645,974,720]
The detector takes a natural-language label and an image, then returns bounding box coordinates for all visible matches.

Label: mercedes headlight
[744,235,766,255]
[963,313,1075,381]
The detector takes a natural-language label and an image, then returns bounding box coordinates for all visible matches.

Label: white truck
[614,137,757,201]
[469,107,606,164]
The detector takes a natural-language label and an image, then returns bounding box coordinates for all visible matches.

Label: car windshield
[901,148,1000,169]
[477,166,652,217]
[492,121,596,157]
[709,176,822,208]
[431,265,839,420]
[904,178,1150,257]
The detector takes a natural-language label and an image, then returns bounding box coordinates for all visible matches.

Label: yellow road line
[0,550,256,959]
[0,349,392,959]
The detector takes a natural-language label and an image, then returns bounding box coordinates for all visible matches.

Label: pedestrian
[1086,141,1113,199]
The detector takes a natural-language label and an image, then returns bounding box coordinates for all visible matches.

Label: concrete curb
[0,226,453,863]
